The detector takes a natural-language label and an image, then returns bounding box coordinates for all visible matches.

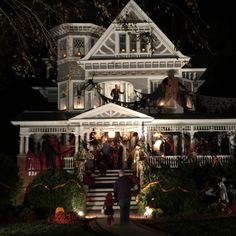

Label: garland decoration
[142,179,190,193]
[77,77,194,111]
[30,179,83,191]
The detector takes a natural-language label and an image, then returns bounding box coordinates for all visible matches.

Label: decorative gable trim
[82,0,189,61]
[69,103,153,121]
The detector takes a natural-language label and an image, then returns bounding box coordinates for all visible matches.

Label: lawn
[0,220,113,236]
[134,215,236,236]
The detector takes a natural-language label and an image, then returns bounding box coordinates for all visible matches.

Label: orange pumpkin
[55,207,65,214]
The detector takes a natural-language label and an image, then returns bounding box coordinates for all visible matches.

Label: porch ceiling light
[108,130,116,138]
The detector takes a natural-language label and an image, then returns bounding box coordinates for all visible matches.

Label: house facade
[12,0,236,187]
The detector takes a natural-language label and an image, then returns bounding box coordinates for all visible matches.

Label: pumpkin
[55,207,65,214]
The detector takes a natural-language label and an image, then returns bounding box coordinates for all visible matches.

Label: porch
[26,154,233,177]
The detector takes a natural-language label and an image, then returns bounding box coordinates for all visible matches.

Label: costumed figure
[110,84,124,103]
[218,177,229,203]
[103,192,115,225]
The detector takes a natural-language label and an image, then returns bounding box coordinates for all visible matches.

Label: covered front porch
[12,104,236,185]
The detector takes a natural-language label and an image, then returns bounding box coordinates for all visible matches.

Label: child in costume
[103,192,115,225]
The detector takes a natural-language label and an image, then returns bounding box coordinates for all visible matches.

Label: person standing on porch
[110,84,124,103]
[117,142,124,169]
[114,169,134,225]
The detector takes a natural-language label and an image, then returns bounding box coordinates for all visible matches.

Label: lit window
[73,38,85,57]
[119,34,126,53]
[73,83,85,110]
[140,37,147,53]
[130,34,136,53]
[59,39,67,59]
[59,83,68,110]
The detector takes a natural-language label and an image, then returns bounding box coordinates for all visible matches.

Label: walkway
[89,216,173,236]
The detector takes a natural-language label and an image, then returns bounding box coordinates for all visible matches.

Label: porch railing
[148,155,232,168]
[28,156,75,176]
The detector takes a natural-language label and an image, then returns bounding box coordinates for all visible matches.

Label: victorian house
[12,0,236,187]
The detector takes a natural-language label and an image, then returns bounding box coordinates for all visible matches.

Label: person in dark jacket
[114,169,134,225]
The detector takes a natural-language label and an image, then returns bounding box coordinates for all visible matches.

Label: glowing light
[144,206,154,218]
[153,139,162,150]
[108,130,115,138]
[77,211,84,217]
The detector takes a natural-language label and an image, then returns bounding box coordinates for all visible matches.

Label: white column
[19,136,24,155]
[229,133,235,154]
[24,135,29,154]
[181,133,185,155]
[75,134,79,155]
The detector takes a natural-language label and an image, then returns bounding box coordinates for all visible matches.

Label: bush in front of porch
[138,161,200,217]
[24,169,86,219]
[0,152,22,207]
[137,158,233,217]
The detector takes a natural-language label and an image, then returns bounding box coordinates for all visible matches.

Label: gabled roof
[83,0,189,61]
[69,103,153,122]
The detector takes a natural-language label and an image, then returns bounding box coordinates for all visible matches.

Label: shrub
[0,153,22,207]
[24,169,86,219]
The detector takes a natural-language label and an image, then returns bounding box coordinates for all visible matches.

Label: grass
[0,220,113,236]
[2,214,236,236]
[134,215,236,236]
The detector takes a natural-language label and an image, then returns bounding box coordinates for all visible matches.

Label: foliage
[24,169,86,219]
[139,160,209,216]
[0,0,214,79]
[0,221,106,236]
[0,153,22,206]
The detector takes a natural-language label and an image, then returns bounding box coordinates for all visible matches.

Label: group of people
[26,134,75,171]
[103,169,140,225]
[84,140,125,176]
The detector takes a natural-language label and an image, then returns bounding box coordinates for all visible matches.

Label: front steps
[85,169,138,217]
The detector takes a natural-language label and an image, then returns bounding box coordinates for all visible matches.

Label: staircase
[85,169,138,217]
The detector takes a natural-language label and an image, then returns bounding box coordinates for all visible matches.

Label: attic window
[130,34,136,52]
[119,34,126,53]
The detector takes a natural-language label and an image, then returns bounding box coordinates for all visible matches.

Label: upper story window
[73,83,85,110]
[140,36,148,53]
[119,34,126,53]
[58,39,67,59]
[59,82,68,110]
[130,34,137,53]
[118,32,150,54]
[73,38,85,58]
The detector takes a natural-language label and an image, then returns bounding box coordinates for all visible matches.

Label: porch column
[75,134,79,154]
[24,135,29,154]
[229,133,235,154]
[190,132,195,144]
[181,133,185,155]
[19,136,24,155]
[173,134,178,155]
